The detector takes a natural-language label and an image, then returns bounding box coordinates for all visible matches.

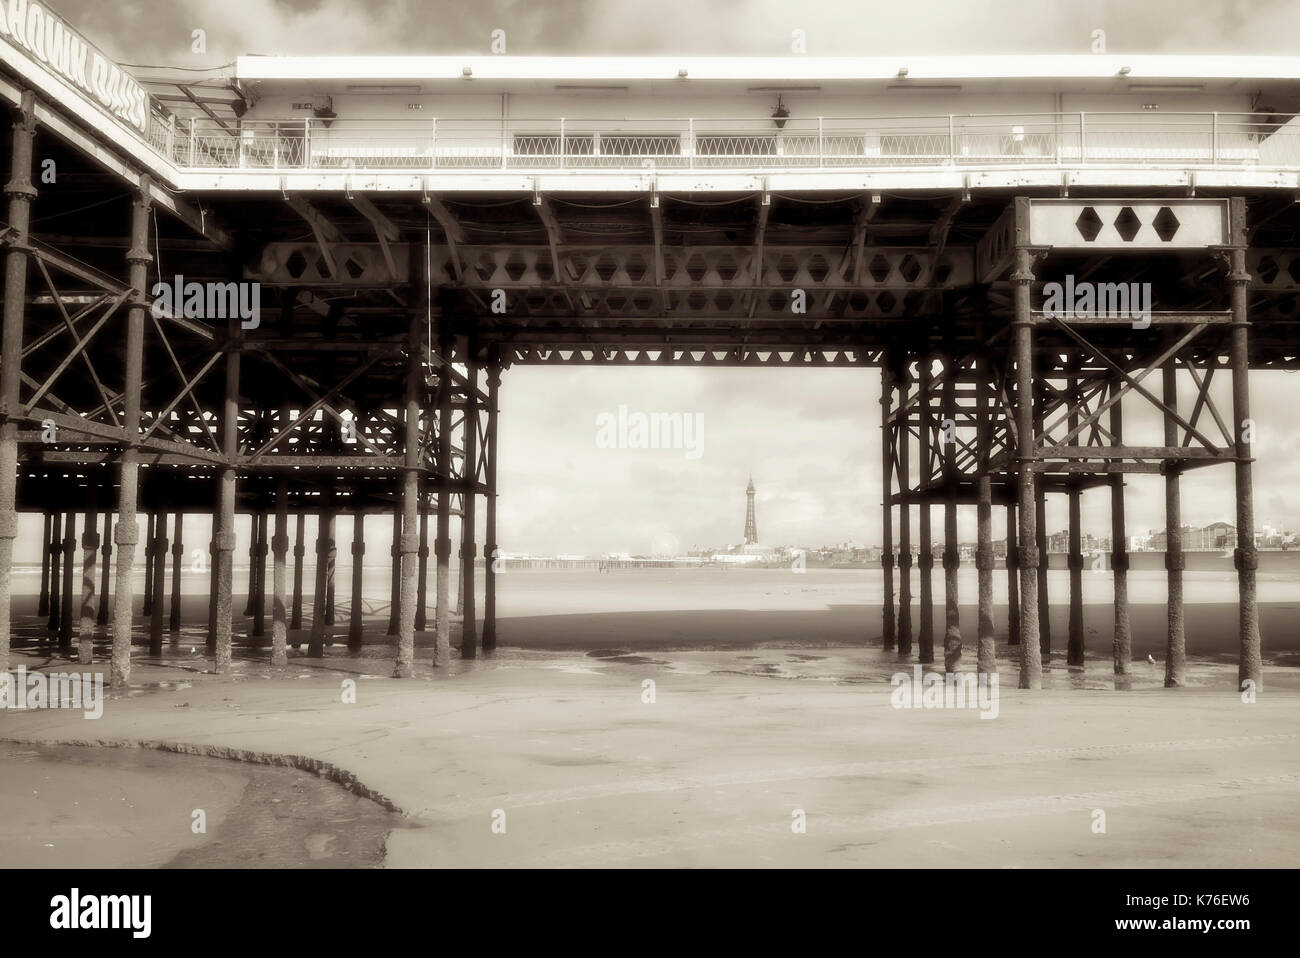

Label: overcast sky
[24,0,1300,556]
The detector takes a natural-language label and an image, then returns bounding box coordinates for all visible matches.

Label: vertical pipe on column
[0,93,36,674]
[212,311,240,675]
[483,358,501,653]
[461,340,480,660]
[896,360,913,659]
[434,332,454,667]
[1005,504,1020,645]
[252,511,268,636]
[976,354,996,678]
[1066,358,1084,667]
[349,510,365,652]
[1034,376,1051,662]
[242,508,255,616]
[917,357,935,664]
[1163,360,1185,687]
[387,502,401,636]
[1012,239,1042,689]
[415,502,429,632]
[324,515,337,626]
[38,512,52,617]
[395,307,424,677]
[147,507,167,653]
[78,507,98,664]
[1228,200,1261,690]
[142,511,155,617]
[47,512,62,632]
[309,500,331,658]
[271,481,289,666]
[148,509,167,655]
[110,185,151,686]
[1109,376,1131,677]
[942,354,961,674]
[169,511,183,635]
[880,363,896,651]
[97,511,111,626]
[206,511,218,652]
[291,511,305,634]
[60,511,75,652]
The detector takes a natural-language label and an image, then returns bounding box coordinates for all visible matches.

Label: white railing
[146,111,1300,172]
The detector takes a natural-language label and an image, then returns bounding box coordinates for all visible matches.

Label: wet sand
[3,566,1299,867]
[0,743,395,868]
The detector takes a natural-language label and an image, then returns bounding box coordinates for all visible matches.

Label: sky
[20,0,1300,557]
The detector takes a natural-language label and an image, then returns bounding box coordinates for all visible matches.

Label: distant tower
[743,475,758,544]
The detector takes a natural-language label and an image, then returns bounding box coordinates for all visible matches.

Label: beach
[2,564,1299,867]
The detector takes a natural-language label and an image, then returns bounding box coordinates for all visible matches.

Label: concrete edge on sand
[0,735,405,816]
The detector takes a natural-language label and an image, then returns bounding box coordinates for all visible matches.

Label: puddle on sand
[0,743,397,868]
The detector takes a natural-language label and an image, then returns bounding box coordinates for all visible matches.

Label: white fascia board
[236,54,1300,84]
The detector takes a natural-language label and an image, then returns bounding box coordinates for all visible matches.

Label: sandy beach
[3,566,1300,867]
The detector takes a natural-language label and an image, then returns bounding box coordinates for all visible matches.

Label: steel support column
[59,510,75,652]
[387,502,401,636]
[148,509,166,655]
[1012,240,1043,689]
[1109,376,1131,677]
[271,481,289,666]
[461,340,480,660]
[483,358,501,653]
[1066,361,1084,667]
[1034,378,1051,663]
[169,511,183,634]
[1228,198,1261,691]
[1005,504,1020,646]
[111,183,152,687]
[142,512,155,617]
[290,511,305,633]
[97,511,111,626]
[976,354,996,678]
[78,508,98,664]
[917,357,935,664]
[1163,361,1185,687]
[212,312,240,674]
[415,503,429,632]
[47,512,60,632]
[942,353,961,674]
[395,308,423,677]
[349,510,365,652]
[434,331,454,666]
[880,363,896,651]
[896,359,913,659]
[38,512,52,617]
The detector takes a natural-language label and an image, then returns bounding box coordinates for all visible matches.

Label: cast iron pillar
[110,183,152,686]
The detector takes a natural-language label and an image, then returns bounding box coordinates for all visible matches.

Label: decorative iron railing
[143,111,1300,172]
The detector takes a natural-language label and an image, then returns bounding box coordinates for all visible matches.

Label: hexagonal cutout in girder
[1256,255,1279,284]
[806,253,830,283]
[1152,206,1181,242]
[1113,206,1142,242]
[1075,207,1104,242]
[898,254,923,284]
[1286,257,1300,286]
[867,253,892,283]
